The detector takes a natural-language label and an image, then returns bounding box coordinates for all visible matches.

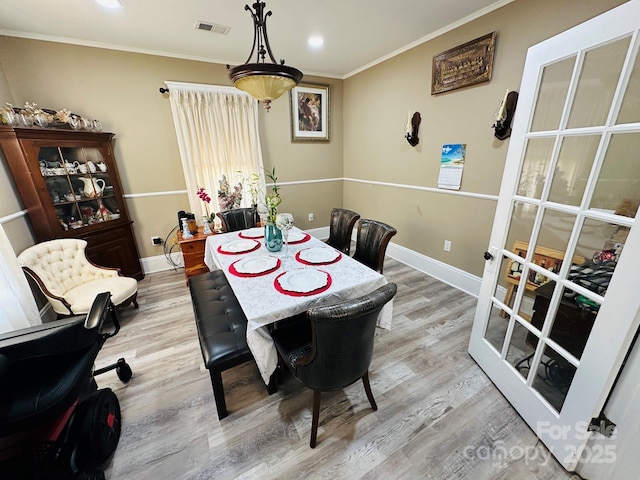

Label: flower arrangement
[196,186,216,223]
[218,175,243,211]
[264,167,281,224]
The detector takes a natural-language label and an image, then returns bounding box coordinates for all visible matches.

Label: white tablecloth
[204,227,393,384]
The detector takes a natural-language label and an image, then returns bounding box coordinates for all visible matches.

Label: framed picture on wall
[290,84,330,142]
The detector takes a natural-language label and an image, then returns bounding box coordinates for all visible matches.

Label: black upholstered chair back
[294,283,397,391]
[216,207,257,232]
[325,208,360,254]
[352,219,397,274]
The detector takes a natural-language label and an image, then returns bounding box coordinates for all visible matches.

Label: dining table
[203,226,393,384]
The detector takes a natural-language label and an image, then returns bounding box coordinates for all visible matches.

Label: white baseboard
[138,226,483,299]
[385,242,483,297]
[141,252,183,274]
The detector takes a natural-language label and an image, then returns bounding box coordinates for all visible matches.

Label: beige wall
[0,0,626,276]
[342,0,626,277]
[0,39,343,259]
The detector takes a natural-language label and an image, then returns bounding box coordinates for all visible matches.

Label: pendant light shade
[228,2,303,111]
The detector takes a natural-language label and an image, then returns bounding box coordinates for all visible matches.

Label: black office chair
[216,207,257,233]
[352,219,397,274]
[0,292,131,479]
[271,283,397,448]
[325,208,360,254]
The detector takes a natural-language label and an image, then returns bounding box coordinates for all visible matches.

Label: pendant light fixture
[228,2,303,112]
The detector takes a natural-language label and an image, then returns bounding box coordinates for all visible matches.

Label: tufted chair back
[352,219,397,274]
[18,239,138,316]
[216,207,257,233]
[297,283,397,390]
[325,208,360,254]
[270,282,397,447]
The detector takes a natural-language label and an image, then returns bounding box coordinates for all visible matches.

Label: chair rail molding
[0,210,27,224]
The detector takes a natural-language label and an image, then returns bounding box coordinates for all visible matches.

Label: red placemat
[295,249,342,266]
[274,270,332,297]
[228,258,281,277]
[287,232,311,244]
[217,240,261,255]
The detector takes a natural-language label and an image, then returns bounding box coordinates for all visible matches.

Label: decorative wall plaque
[432,32,496,95]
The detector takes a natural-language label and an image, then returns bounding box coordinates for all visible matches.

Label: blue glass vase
[264,221,283,252]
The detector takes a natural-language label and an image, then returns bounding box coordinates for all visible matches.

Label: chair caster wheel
[115,358,132,383]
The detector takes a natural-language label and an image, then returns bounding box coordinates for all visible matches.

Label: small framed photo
[290,84,330,142]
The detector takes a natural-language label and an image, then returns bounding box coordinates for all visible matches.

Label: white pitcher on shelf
[78,177,105,198]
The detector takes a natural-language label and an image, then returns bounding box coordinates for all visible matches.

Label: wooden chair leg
[362,371,378,411]
[209,368,228,420]
[310,390,321,448]
[267,370,278,395]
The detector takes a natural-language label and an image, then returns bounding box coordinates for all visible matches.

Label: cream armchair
[18,239,138,316]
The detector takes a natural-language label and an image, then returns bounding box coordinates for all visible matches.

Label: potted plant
[263,167,282,252]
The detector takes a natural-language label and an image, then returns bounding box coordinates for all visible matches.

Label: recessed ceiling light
[308,36,324,48]
[96,0,122,9]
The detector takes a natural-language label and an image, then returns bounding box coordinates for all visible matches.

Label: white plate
[234,255,278,274]
[220,239,259,253]
[298,247,340,264]
[287,230,307,243]
[240,227,264,238]
[278,269,328,293]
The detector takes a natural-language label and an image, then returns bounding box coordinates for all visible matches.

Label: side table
[178,227,216,282]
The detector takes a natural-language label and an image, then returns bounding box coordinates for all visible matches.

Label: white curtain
[0,224,40,334]
[166,82,266,219]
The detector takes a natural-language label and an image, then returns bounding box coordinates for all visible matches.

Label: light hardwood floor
[99,258,580,480]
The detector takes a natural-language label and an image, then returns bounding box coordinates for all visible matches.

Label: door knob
[483,251,494,260]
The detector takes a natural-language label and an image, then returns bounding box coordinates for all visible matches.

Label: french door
[468,1,640,471]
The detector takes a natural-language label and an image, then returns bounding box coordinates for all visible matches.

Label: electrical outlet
[444,240,452,252]
[308,213,314,222]
[151,236,162,246]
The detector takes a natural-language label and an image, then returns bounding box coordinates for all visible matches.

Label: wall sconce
[405,111,421,147]
[492,89,519,140]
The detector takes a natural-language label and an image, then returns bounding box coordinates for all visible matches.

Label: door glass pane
[506,202,538,253]
[546,287,600,361]
[517,138,555,199]
[532,345,576,413]
[531,57,576,132]
[494,255,516,301]
[567,37,631,128]
[590,132,640,216]
[534,209,576,262]
[549,135,601,206]
[507,320,538,380]
[485,303,510,354]
[573,217,626,276]
[519,274,555,321]
[617,46,640,124]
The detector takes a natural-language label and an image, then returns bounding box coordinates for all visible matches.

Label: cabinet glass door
[39,146,121,231]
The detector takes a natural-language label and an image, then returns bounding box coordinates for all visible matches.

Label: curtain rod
[159,87,169,94]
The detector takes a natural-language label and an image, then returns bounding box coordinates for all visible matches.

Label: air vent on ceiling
[195,21,230,35]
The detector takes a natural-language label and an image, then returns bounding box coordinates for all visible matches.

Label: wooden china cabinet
[0,126,144,280]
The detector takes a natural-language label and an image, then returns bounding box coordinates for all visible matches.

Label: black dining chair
[270,283,397,448]
[325,208,360,254]
[216,207,257,233]
[352,219,397,274]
